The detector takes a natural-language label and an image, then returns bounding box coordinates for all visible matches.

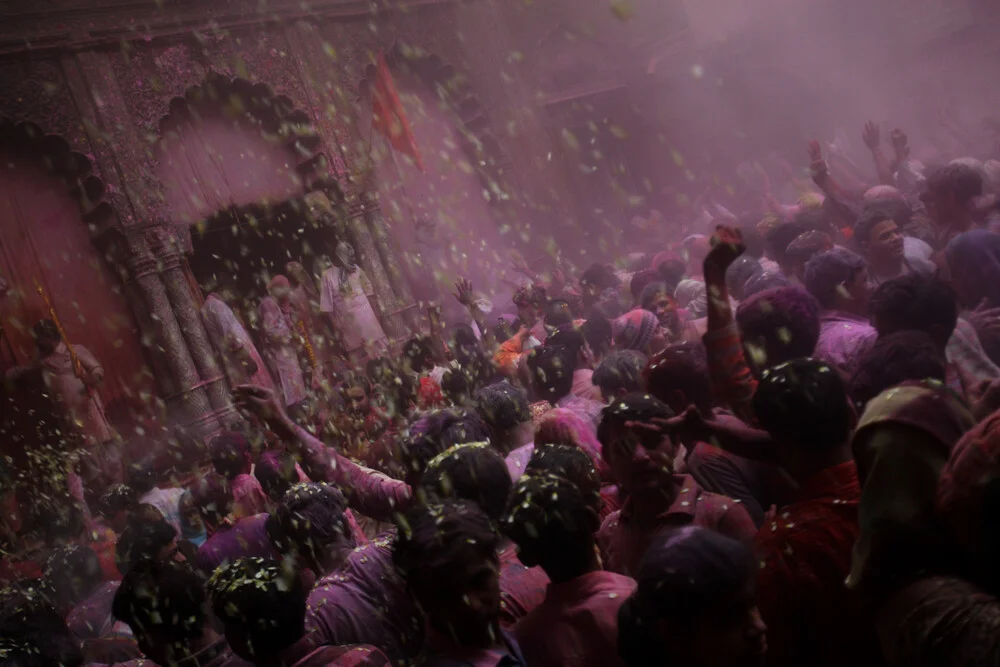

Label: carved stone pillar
[126,235,220,438]
[359,189,421,331]
[341,189,408,342]
[150,230,237,426]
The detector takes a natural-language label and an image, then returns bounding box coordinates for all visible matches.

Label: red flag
[372,50,425,171]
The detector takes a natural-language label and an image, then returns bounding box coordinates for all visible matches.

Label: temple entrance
[185,196,341,325]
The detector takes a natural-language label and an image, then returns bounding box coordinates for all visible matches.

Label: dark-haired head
[512,284,548,328]
[254,450,300,503]
[270,483,353,576]
[581,315,613,363]
[44,545,103,612]
[525,444,602,515]
[188,472,233,534]
[854,205,906,265]
[403,408,492,486]
[31,319,60,355]
[116,513,179,574]
[420,443,512,521]
[0,587,83,667]
[599,394,676,498]
[638,282,680,331]
[803,247,870,314]
[394,501,500,648]
[630,269,663,305]
[403,335,437,374]
[544,299,576,330]
[503,473,601,582]
[209,431,253,480]
[753,358,852,460]
[742,271,790,299]
[644,342,714,415]
[617,526,763,667]
[593,350,648,402]
[112,560,208,666]
[922,163,983,229]
[848,331,947,409]
[725,256,762,301]
[869,274,958,348]
[474,382,532,455]
[546,325,590,367]
[207,557,307,662]
[526,345,576,404]
[735,287,821,375]
[97,484,137,532]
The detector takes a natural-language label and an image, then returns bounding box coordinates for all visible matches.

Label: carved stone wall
[0,0,578,436]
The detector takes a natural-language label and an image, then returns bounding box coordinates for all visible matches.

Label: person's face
[36,335,59,355]
[179,495,204,535]
[517,303,541,328]
[607,426,677,495]
[651,293,680,329]
[689,583,767,667]
[269,282,291,301]
[345,387,370,416]
[337,244,356,266]
[156,538,186,565]
[420,551,501,646]
[867,219,905,262]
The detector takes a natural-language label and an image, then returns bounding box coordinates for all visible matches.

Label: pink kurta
[258,296,307,407]
[319,266,388,358]
[201,294,274,391]
[39,342,112,445]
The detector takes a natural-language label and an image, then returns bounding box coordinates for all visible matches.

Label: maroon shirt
[514,570,635,667]
[755,461,881,667]
[305,537,423,666]
[498,543,549,628]
[273,633,389,667]
[597,474,756,576]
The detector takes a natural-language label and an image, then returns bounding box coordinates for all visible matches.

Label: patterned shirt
[755,461,881,667]
[498,543,549,628]
[514,570,636,667]
[945,317,1000,402]
[597,474,756,576]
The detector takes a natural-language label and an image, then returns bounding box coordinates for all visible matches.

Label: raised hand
[704,225,746,280]
[453,278,475,307]
[862,120,881,151]
[890,128,910,159]
[234,384,289,432]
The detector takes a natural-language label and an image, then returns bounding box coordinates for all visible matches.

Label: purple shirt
[813,311,877,375]
[306,537,423,666]
[195,514,280,574]
[515,570,636,667]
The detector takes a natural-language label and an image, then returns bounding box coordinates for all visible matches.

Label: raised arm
[234,385,412,522]
[702,227,758,425]
[453,278,495,352]
[863,121,894,186]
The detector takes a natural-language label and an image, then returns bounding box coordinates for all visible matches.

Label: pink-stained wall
[373,79,515,320]
[157,117,303,227]
[0,153,157,434]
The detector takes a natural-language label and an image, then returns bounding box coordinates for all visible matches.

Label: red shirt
[597,474,756,576]
[755,461,881,667]
[514,570,636,667]
[498,543,550,628]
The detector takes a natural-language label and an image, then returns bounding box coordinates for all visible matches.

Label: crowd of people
[6,121,1000,667]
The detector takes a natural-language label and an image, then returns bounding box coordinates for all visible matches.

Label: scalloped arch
[0,116,115,233]
[155,72,332,189]
[359,44,515,200]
